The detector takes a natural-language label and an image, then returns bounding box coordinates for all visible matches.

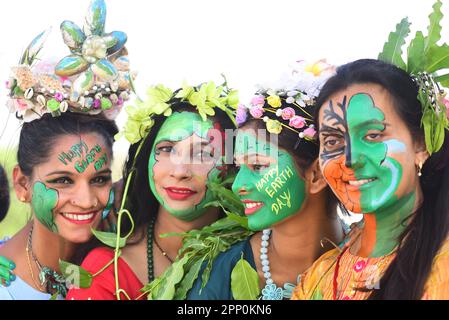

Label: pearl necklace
[260,229,299,300]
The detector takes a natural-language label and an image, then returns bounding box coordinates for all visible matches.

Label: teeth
[63,213,95,221]
[171,190,192,194]
[245,202,263,209]
[348,178,375,186]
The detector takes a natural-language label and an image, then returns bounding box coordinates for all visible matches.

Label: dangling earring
[418,161,423,177]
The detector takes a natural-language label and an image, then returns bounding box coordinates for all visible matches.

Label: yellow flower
[266,119,282,134]
[267,95,282,108]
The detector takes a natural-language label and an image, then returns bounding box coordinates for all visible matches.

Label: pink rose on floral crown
[303,126,317,139]
[281,107,295,120]
[250,106,264,119]
[15,99,33,112]
[251,95,265,107]
[289,116,306,129]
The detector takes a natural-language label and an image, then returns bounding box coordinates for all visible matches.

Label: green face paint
[31,182,59,232]
[102,188,115,220]
[232,130,306,231]
[58,140,107,173]
[321,93,404,213]
[148,111,222,221]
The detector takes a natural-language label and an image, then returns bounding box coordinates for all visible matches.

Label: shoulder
[188,238,254,300]
[422,237,449,299]
[80,247,116,272]
[292,248,340,300]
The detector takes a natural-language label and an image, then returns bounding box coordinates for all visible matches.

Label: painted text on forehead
[57,139,108,174]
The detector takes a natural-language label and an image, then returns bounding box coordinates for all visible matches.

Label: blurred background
[0,0,446,238]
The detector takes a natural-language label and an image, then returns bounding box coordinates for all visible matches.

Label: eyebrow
[319,125,344,135]
[95,169,112,175]
[352,119,388,131]
[45,171,75,176]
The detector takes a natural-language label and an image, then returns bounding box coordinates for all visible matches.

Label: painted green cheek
[346,94,403,213]
[31,182,59,232]
[148,112,218,221]
[233,131,306,231]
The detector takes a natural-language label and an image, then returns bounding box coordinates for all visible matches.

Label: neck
[356,192,416,258]
[154,206,220,259]
[269,194,344,273]
[31,220,77,273]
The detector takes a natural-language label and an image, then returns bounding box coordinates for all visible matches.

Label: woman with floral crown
[0,0,134,299]
[66,78,241,300]
[188,60,346,300]
[293,1,449,300]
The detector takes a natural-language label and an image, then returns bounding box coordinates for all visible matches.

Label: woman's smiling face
[28,133,113,243]
[318,83,421,214]
[148,111,224,221]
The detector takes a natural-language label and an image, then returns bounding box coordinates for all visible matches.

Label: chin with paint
[0,112,118,300]
[294,58,449,300]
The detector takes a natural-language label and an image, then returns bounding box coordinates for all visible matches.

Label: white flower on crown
[256,59,336,102]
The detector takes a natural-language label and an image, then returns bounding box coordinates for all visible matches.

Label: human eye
[91,175,112,185]
[364,131,383,142]
[323,135,344,150]
[157,145,173,153]
[47,177,73,185]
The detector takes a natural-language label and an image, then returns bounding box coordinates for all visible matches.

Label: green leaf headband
[5,0,135,123]
[116,77,239,144]
[378,0,449,155]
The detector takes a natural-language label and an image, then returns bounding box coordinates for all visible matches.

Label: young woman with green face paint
[294,59,449,300]
[189,68,346,300]
[0,112,118,299]
[66,100,236,300]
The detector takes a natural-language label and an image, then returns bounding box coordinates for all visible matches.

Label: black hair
[0,165,10,222]
[18,112,118,177]
[315,58,449,299]
[121,102,235,236]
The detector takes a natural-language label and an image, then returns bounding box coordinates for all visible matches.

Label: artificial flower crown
[378,0,449,155]
[6,0,135,123]
[117,78,239,144]
[237,60,335,143]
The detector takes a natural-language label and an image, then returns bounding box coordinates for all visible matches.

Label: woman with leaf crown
[293,0,449,300]
[66,78,247,300]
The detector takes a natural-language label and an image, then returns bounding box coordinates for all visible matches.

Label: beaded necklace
[147,219,155,282]
[260,229,300,300]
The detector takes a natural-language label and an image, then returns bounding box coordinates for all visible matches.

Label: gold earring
[20,196,26,202]
[418,161,423,177]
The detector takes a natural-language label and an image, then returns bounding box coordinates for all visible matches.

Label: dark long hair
[17,112,118,263]
[316,59,449,299]
[0,165,9,222]
[121,102,235,236]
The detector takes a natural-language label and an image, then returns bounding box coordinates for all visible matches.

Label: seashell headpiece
[5,0,136,122]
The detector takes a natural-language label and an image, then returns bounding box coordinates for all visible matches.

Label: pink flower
[251,95,265,107]
[289,116,306,129]
[250,106,264,119]
[303,127,317,138]
[15,99,33,112]
[353,260,367,273]
[281,107,295,120]
[54,92,64,102]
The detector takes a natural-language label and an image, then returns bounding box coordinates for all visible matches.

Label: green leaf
[424,0,443,53]
[50,293,59,300]
[378,17,411,70]
[231,255,259,300]
[407,31,425,73]
[59,260,93,289]
[91,229,126,248]
[435,73,449,87]
[173,256,206,300]
[425,44,449,73]
[422,106,434,155]
[154,254,189,300]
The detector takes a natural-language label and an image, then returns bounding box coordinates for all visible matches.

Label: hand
[0,256,16,287]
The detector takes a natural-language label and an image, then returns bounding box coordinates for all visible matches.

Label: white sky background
[0,0,447,153]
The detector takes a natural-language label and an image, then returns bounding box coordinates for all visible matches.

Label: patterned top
[0,275,62,300]
[292,237,449,300]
